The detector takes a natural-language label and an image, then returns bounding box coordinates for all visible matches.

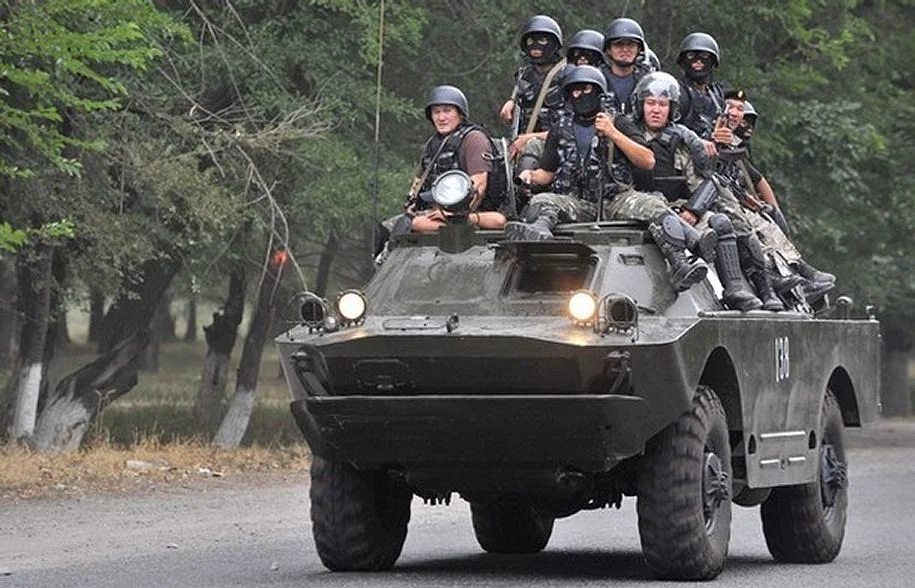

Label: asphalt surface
[1,419,914,587]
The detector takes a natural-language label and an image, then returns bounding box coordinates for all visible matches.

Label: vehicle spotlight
[336,289,367,324]
[430,169,474,212]
[568,290,598,325]
[299,292,327,330]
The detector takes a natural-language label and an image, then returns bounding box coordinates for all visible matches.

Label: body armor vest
[551,112,630,203]
[642,125,688,201]
[514,63,567,133]
[417,123,506,212]
[678,79,724,139]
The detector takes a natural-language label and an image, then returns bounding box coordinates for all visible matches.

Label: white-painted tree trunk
[10,362,43,439]
[212,386,255,448]
[32,394,94,454]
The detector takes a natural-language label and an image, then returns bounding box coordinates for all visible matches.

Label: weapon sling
[524,59,567,134]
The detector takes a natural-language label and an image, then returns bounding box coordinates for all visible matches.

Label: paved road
[2,422,914,587]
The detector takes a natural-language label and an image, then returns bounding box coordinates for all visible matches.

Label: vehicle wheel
[761,391,847,562]
[309,455,412,571]
[636,385,732,580]
[470,494,554,553]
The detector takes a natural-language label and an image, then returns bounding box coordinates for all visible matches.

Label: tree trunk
[880,324,912,417]
[213,252,285,448]
[0,257,17,370]
[49,248,70,345]
[184,297,198,342]
[8,244,53,441]
[28,259,179,452]
[32,331,148,453]
[97,260,177,354]
[87,287,105,343]
[194,266,246,433]
[314,231,339,297]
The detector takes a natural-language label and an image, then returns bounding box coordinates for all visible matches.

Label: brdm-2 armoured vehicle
[277,218,880,580]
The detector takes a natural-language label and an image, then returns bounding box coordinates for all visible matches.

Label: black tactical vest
[551,112,623,203]
[514,62,568,133]
[641,125,689,201]
[678,79,724,139]
[418,124,506,212]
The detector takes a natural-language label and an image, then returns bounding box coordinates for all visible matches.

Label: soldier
[631,71,763,311]
[715,92,836,300]
[676,32,727,143]
[599,17,651,115]
[499,15,569,168]
[567,29,605,67]
[409,85,508,233]
[504,65,711,293]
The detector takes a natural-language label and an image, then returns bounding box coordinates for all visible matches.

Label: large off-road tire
[636,386,733,580]
[761,391,847,563]
[309,456,413,571]
[470,494,555,554]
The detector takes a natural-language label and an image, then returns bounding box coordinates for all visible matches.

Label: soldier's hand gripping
[594,112,617,140]
[711,116,733,146]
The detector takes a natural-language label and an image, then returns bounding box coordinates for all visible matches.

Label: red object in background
[272,248,289,266]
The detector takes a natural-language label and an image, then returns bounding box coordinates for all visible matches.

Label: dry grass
[0,440,311,500]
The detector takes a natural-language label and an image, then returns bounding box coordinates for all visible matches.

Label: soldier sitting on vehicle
[713,91,836,303]
[499,15,570,171]
[630,71,763,311]
[504,65,714,293]
[408,85,508,234]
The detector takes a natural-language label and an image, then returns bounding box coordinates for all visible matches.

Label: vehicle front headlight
[568,290,598,324]
[336,289,367,324]
[430,169,474,211]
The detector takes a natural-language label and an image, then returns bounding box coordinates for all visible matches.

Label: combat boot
[768,267,804,294]
[749,267,785,311]
[504,215,555,241]
[713,235,763,311]
[793,259,836,284]
[649,213,708,293]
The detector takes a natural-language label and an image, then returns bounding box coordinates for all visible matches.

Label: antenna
[371,0,386,260]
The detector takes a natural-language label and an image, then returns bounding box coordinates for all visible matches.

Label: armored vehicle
[277,216,880,580]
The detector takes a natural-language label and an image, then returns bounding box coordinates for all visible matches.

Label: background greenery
[1,0,912,439]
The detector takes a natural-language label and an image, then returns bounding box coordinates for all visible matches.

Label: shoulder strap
[524,59,567,134]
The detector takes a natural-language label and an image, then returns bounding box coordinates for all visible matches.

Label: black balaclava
[683,53,714,83]
[526,36,560,65]
[570,86,602,120]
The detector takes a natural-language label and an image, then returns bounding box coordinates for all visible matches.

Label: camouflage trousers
[522,188,671,225]
[671,183,800,262]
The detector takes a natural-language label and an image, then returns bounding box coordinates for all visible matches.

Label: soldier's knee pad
[656,210,689,248]
[707,213,734,236]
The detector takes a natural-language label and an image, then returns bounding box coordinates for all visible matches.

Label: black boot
[714,235,763,311]
[793,259,836,284]
[649,213,708,292]
[750,266,785,311]
[504,215,555,241]
[768,266,804,294]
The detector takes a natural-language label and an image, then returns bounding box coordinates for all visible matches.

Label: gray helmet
[677,32,720,67]
[603,17,645,50]
[640,45,661,71]
[562,64,608,96]
[568,29,605,57]
[520,15,563,49]
[743,101,758,125]
[634,71,681,122]
[424,85,469,120]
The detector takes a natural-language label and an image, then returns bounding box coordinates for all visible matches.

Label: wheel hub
[703,451,730,529]
[820,444,847,508]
